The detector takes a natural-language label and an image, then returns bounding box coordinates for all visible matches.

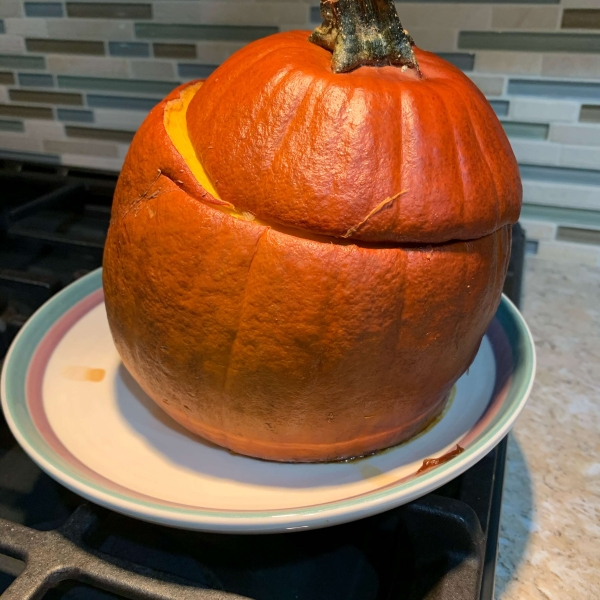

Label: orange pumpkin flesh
[103,30,520,462]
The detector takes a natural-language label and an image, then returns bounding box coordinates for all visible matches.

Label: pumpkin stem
[309,0,420,74]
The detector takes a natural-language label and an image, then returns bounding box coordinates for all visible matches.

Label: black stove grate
[0,159,525,600]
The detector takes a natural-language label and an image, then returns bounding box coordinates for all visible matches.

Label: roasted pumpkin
[103,0,521,462]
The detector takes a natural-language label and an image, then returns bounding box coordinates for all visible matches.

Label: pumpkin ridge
[432,81,466,229]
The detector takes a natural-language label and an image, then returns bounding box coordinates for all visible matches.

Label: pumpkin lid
[185,7,521,244]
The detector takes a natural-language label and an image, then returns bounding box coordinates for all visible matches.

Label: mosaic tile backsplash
[1,0,600,245]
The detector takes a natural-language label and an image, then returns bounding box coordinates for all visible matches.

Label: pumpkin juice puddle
[103,0,521,463]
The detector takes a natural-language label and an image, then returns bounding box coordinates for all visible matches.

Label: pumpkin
[103,0,521,462]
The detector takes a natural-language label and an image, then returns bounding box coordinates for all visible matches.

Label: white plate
[1,269,535,533]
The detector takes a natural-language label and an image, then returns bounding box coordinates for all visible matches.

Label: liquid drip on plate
[416,444,464,474]
[343,384,458,464]
[62,366,106,382]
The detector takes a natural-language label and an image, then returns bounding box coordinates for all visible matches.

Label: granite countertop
[495,258,600,599]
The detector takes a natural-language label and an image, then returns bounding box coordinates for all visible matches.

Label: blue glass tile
[57,108,95,123]
[508,79,600,101]
[18,72,54,87]
[177,64,217,79]
[502,121,549,140]
[86,94,160,111]
[24,2,64,17]
[0,149,60,164]
[108,42,150,58]
[0,119,25,132]
[0,20,5,34]
[0,54,45,70]
[489,100,509,117]
[135,23,278,42]
[520,163,600,187]
[58,75,178,95]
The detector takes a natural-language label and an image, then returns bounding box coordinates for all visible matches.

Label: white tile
[560,145,600,170]
[46,55,129,77]
[510,99,580,124]
[4,17,48,37]
[0,87,8,104]
[475,51,542,75]
[549,124,600,147]
[523,181,600,212]
[47,19,134,41]
[60,154,124,172]
[509,140,561,166]
[93,109,149,130]
[519,219,557,241]
[536,240,600,266]
[0,35,25,54]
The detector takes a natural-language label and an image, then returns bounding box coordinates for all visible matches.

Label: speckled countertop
[495,257,600,599]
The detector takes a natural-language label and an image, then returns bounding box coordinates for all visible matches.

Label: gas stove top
[0,159,525,600]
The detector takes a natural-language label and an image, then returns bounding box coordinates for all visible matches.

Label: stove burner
[0,158,525,600]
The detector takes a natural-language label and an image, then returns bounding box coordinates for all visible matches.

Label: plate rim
[1,268,536,532]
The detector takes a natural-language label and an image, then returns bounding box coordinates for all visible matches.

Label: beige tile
[492,7,560,30]
[519,219,557,241]
[60,154,124,172]
[536,240,600,265]
[0,132,43,152]
[152,2,308,25]
[47,19,134,41]
[542,53,600,79]
[549,124,600,147]
[44,139,120,158]
[4,17,48,37]
[130,60,176,81]
[24,120,65,139]
[46,55,129,77]
[475,51,543,75]
[397,5,492,29]
[409,28,458,52]
[468,74,505,97]
[0,35,25,54]
[196,41,248,63]
[0,1,22,18]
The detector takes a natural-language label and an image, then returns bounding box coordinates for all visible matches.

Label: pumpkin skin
[188,31,521,244]
[103,32,521,462]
